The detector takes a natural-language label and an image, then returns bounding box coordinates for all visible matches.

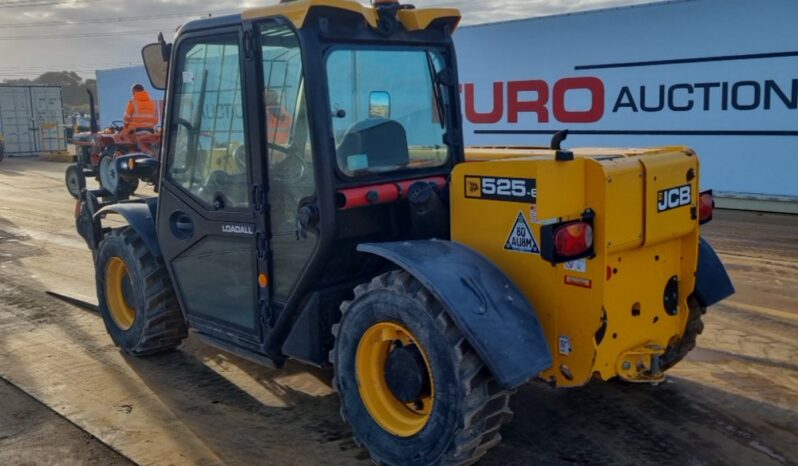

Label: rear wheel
[332,270,513,466]
[98,150,138,199]
[96,227,187,355]
[661,296,706,370]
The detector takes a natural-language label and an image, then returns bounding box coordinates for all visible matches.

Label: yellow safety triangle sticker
[505,212,540,254]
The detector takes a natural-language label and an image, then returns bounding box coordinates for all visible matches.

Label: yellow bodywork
[453,147,700,387]
[243,0,460,32]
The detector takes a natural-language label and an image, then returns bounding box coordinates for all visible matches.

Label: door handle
[169,211,194,239]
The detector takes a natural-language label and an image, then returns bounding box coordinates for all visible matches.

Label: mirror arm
[157,32,172,62]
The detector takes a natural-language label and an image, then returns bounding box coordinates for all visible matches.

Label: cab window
[167,35,249,210]
[326,48,449,177]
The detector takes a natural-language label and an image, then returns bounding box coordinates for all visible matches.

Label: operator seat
[336,118,409,174]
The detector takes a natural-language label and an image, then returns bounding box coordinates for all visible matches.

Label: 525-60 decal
[465,176,537,203]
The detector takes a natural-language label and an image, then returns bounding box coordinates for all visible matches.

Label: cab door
[257,22,319,308]
[157,28,268,345]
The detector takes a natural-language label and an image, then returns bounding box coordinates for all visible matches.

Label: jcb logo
[657,184,692,212]
[466,177,482,196]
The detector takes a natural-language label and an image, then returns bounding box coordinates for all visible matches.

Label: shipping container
[0,85,66,156]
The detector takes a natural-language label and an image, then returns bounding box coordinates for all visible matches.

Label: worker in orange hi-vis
[123,83,159,134]
[265,89,293,146]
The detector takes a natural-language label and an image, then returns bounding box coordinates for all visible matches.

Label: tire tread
[660,296,706,370]
[333,270,513,466]
[103,227,186,355]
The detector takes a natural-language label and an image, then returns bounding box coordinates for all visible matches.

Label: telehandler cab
[75,1,734,464]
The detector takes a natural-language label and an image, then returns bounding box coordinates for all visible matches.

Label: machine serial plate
[464,176,537,203]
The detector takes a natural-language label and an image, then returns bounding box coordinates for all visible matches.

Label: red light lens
[74,200,82,219]
[699,191,714,224]
[554,222,593,257]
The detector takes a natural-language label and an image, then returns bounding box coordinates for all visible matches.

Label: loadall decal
[465,176,537,203]
[504,212,540,254]
[221,224,255,235]
[657,184,692,212]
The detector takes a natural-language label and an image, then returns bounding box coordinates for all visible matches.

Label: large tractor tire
[98,146,138,199]
[65,164,85,199]
[96,227,187,356]
[332,270,513,466]
[660,296,706,370]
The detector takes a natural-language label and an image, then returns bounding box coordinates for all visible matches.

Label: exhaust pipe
[87,89,98,134]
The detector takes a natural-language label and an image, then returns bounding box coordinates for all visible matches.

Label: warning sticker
[504,212,540,254]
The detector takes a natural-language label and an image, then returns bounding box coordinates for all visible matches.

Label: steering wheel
[110,120,124,131]
[234,144,247,170]
[201,170,247,209]
[177,118,194,132]
[268,142,307,182]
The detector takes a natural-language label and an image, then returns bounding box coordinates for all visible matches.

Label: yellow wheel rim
[356,322,434,437]
[105,257,136,330]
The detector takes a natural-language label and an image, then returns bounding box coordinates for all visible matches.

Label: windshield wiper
[426,51,445,130]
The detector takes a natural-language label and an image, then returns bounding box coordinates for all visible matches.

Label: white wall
[95,66,164,128]
[455,0,798,197]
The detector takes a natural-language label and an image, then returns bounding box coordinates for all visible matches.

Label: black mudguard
[95,199,161,258]
[358,240,552,389]
[694,237,735,307]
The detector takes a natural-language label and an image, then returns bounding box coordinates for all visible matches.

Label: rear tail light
[699,190,714,224]
[74,200,83,219]
[554,222,593,257]
[540,210,596,264]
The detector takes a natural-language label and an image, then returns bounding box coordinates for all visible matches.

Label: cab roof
[242,0,460,32]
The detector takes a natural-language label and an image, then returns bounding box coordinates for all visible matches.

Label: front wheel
[96,227,187,355]
[65,164,85,199]
[332,270,513,466]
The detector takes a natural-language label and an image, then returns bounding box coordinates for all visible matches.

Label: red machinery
[66,90,160,199]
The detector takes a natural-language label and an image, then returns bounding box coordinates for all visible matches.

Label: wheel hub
[67,173,79,190]
[355,322,435,437]
[105,257,136,330]
[100,157,118,192]
[384,343,431,404]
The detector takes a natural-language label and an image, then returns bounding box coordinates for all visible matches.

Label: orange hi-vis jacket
[266,105,292,145]
[124,90,159,129]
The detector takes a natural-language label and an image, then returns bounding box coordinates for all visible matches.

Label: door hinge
[243,30,255,61]
[256,232,267,259]
[259,297,271,327]
[252,184,264,212]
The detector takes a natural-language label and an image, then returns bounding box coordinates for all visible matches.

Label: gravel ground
[0,157,796,466]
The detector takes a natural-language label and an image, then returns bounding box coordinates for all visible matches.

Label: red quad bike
[65,90,161,200]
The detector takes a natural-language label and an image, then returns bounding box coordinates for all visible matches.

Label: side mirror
[142,39,169,90]
[369,91,391,118]
[116,154,159,183]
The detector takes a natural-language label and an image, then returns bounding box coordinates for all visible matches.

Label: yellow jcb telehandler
[75,1,734,464]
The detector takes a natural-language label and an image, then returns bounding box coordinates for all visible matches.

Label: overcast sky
[0,0,654,81]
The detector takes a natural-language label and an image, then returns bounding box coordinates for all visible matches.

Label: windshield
[326,48,449,177]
